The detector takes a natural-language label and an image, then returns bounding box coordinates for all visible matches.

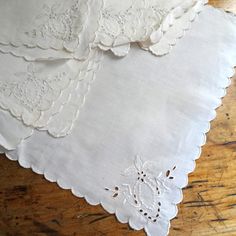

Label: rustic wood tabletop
[0,1,236,235]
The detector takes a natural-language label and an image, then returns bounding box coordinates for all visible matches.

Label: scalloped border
[97,0,208,58]
[43,50,103,138]
[0,1,88,52]
[0,68,74,126]
[0,49,101,138]
[0,44,74,61]
[1,7,236,236]
[0,61,77,129]
[0,0,103,61]
[140,0,208,57]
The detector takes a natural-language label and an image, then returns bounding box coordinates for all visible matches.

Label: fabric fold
[0,0,207,60]
[1,6,236,236]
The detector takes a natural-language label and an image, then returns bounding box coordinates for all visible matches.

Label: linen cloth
[0,50,102,137]
[0,0,206,59]
[0,0,207,139]
[0,6,236,236]
[0,0,102,60]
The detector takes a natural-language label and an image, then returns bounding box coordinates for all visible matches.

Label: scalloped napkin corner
[0,0,207,60]
[1,3,236,236]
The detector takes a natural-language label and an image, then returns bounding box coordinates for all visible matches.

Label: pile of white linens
[0,1,236,235]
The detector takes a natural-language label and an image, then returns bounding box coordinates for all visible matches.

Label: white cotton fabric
[1,6,236,236]
[98,0,208,56]
[0,0,207,60]
[0,0,207,140]
[0,0,102,60]
[0,110,32,150]
[0,49,102,137]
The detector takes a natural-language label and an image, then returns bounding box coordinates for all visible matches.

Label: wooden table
[0,1,236,235]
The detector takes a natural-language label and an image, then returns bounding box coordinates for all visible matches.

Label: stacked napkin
[0,1,236,235]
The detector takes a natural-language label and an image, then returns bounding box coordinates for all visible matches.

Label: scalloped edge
[0,62,75,128]
[0,49,101,137]
[140,0,208,56]
[0,0,103,61]
[43,50,103,138]
[0,0,88,51]
[33,50,97,130]
[2,7,236,236]
[96,0,208,58]
[0,44,74,61]
[0,127,34,151]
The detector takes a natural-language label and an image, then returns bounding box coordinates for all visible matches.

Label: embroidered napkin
[0,0,102,60]
[97,0,207,56]
[0,0,208,139]
[1,6,236,236]
[0,0,207,60]
[0,49,102,137]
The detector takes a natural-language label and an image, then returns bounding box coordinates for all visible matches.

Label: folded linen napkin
[0,5,236,236]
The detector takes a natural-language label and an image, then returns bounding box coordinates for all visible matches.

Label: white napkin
[97,0,207,56]
[0,0,102,60]
[0,49,102,137]
[1,6,236,236]
[0,0,207,139]
[0,0,207,60]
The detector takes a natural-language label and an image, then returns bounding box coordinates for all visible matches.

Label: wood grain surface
[0,1,236,235]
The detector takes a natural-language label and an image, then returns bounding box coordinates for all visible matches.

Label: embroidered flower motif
[105,155,176,223]
[105,186,119,198]
[0,63,68,114]
[25,0,87,49]
[97,2,167,48]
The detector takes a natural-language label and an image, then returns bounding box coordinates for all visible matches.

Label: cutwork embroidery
[25,0,86,45]
[97,2,167,47]
[0,63,67,113]
[105,156,176,223]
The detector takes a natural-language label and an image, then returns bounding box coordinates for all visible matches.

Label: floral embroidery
[105,186,119,198]
[25,0,87,46]
[97,1,167,47]
[105,156,176,223]
[0,63,67,113]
